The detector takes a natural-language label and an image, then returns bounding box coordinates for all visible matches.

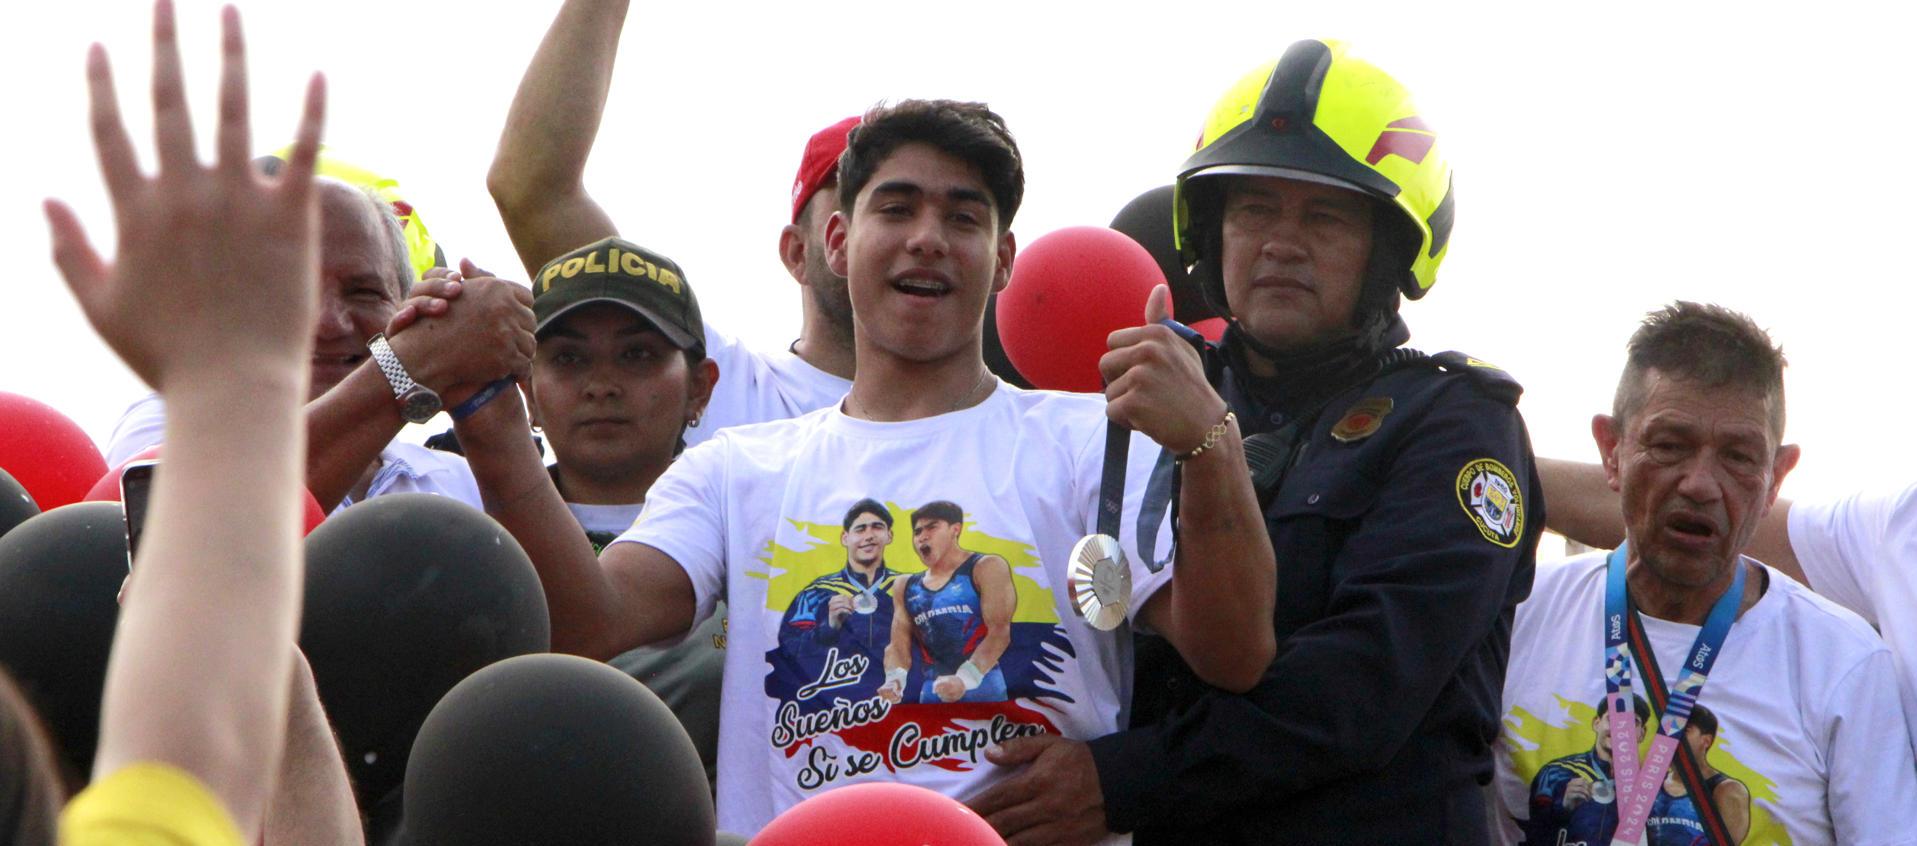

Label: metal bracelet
[1178,411,1236,462]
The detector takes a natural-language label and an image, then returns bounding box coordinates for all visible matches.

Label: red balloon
[82,446,163,503]
[997,226,1167,393]
[751,782,1004,846]
[1191,317,1229,342]
[0,392,109,512]
[84,445,328,536]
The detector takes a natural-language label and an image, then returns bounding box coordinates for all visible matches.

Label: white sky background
[4,0,1911,506]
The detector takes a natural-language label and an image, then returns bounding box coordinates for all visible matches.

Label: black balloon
[981,295,1033,389]
[0,502,127,784]
[398,653,715,846]
[1109,185,1220,325]
[0,469,41,542]
[300,494,550,809]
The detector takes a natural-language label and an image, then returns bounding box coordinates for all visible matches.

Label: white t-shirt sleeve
[1785,485,1917,626]
[680,323,751,451]
[104,393,168,468]
[1822,646,1917,846]
[685,320,850,453]
[615,439,730,628]
[700,322,748,382]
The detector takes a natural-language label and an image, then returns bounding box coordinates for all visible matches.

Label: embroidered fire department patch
[1330,397,1394,443]
[1455,458,1523,548]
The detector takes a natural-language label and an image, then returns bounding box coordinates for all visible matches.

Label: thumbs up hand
[1143,281,1172,324]
[1098,285,1230,455]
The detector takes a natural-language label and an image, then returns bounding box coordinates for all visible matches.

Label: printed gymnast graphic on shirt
[1504,695,1773,846]
[765,498,1078,793]
[617,386,1174,835]
[1491,552,1917,846]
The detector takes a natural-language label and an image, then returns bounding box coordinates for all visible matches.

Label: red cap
[790,116,862,224]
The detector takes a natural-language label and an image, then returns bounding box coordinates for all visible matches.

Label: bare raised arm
[1536,457,1627,550]
[450,385,695,658]
[44,0,325,834]
[262,652,363,846]
[488,0,628,278]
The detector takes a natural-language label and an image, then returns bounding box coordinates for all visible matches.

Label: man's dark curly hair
[842,498,893,531]
[836,100,1024,232]
[910,500,966,529]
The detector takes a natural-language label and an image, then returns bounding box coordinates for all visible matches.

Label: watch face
[402,388,444,423]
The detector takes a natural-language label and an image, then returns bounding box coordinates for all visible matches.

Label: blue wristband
[450,378,513,422]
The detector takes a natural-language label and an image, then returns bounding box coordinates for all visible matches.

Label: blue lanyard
[1601,542,1744,845]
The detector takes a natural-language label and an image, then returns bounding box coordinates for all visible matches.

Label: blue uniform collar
[1217,315,1409,431]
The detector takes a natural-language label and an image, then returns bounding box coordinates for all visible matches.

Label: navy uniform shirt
[1090,341,1544,844]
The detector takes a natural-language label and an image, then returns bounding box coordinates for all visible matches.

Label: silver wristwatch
[367,333,443,424]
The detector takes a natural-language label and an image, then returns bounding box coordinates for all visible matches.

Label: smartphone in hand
[119,459,158,571]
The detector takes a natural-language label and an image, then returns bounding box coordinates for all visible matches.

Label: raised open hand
[44,0,326,394]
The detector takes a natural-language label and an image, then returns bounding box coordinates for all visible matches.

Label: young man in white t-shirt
[1493,303,1917,846]
[451,99,1275,835]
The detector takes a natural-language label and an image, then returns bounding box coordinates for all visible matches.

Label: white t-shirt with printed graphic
[1787,485,1917,745]
[1491,551,1917,846]
[616,383,1174,835]
[682,324,851,451]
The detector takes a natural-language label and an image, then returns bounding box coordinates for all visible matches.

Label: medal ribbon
[1121,318,1216,574]
[1603,543,1743,846]
[1098,421,1128,541]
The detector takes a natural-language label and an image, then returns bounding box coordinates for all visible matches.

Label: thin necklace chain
[849,368,994,420]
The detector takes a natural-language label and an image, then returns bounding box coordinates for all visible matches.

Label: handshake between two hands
[384,260,535,408]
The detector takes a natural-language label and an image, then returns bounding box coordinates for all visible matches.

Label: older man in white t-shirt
[1543,443,1917,749]
[1495,302,1916,846]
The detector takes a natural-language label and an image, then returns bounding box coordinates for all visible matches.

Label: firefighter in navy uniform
[1086,41,1546,844]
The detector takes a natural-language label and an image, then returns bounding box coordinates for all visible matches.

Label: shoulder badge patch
[1455,458,1523,547]
[1330,397,1394,443]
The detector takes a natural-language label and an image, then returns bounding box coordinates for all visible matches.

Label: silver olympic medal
[1067,533,1131,631]
[1591,778,1615,804]
[853,591,879,616]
